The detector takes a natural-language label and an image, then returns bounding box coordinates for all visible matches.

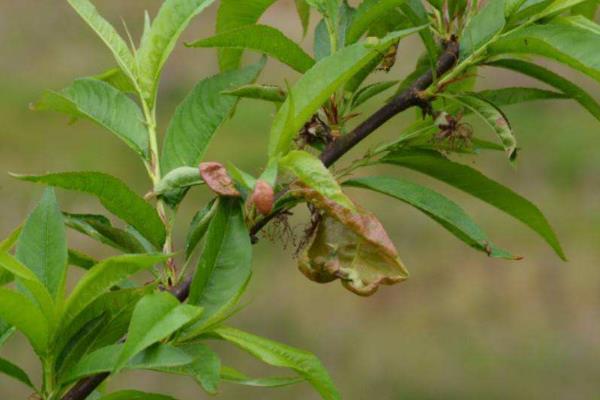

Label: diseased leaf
[154,166,204,208]
[137,0,217,105]
[64,213,149,254]
[62,254,167,327]
[251,180,275,216]
[16,188,68,299]
[0,357,34,389]
[461,0,506,59]
[222,84,287,104]
[345,177,519,259]
[294,187,408,295]
[280,150,355,210]
[216,0,278,71]
[222,366,304,388]
[489,22,600,83]
[185,199,251,337]
[161,61,264,174]
[442,93,518,162]
[61,343,192,383]
[383,149,566,260]
[213,326,340,400]
[189,25,315,73]
[67,0,137,84]
[116,292,202,371]
[15,172,166,248]
[268,28,423,157]
[487,58,600,122]
[346,0,408,44]
[0,288,49,354]
[200,162,241,197]
[35,79,149,159]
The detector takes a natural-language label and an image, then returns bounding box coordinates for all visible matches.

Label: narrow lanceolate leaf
[61,343,192,383]
[189,25,315,73]
[35,79,149,159]
[93,67,136,93]
[98,391,178,400]
[64,213,149,254]
[383,149,566,260]
[400,0,439,62]
[222,84,287,104]
[222,366,304,388]
[487,58,600,122]
[216,0,278,71]
[0,288,49,354]
[213,326,340,400]
[489,22,600,83]
[571,0,600,18]
[186,199,251,335]
[0,225,22,253]
[16,188,68,299]
[443,93,518,162]
[461,0,506,59]
[116,292,203,371]
[137,0,217,105]
[161,61,264,174]
[15,172,166,248]
[538,0,593,18]
[556,14,600,34]
[0,320,14,347]
[153,343,221,395]
[62,254,167,327]
[476,87,568,106]
[351,80,398,109]
[346,0,408,44]
[295,0,311,35]
[185,201,217,259]
[67,0,137,84]
[280,150,355,210]
[0,357,34,389]
[344,177,518,259]
[269,28,423,158]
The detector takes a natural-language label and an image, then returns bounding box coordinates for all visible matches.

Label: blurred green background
[1,1,599,399]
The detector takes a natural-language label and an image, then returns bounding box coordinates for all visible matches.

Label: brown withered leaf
[199,162,240,197]
[295,186,408,296]
[251,180,275,216]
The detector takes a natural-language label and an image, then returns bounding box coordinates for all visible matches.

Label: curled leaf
[251,180,275,216]
[295,187,408,296]
[199,162,240,197]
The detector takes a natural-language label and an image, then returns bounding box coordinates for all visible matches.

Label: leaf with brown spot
[251,180,275,216]
[199,162,240,197]
[295,186,408,296]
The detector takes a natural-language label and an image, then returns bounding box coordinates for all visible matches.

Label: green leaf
[222,366,304,388]
[61,343,192,383]
[571,0,599,18]
[185,200,217,259]
[346,0,408,44]
[15,172,166,248]
[489,22,600,83]
[0,357,34,389]
[153,343,221,395]
[476,87,568,106]
[64,213,149,254]
[0,288,49,354]
[35,79,149,159]
[538,0,593,18]
[99,391,178,400]
[68,249,98,270]
[0,321,15,347]
[186,199,251,334]
[555,14,600,34]
[400,0,439,63]
[442,93,518,162]
[161,61,264,174]
[0,225,22,253]
[344,176,518,259]
[116,292,203,371]
[222,84,287,104]
[269,28,422,157]
[382,149,566,259]
[189,25,315,74]
[93,67,136,93]
[67,0,137,85]
[280,150,355,210]
[295,0,312,36]
[461,0,506,59]
[213,326,340,400]
[487,58,600,122]
[16,188,67,299]
[137,0,217,105]
[154,166,203,196]
[216,0,278,71]
[62,254,167,327]
[351,80,398,109]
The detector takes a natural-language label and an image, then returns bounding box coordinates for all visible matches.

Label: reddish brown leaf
[251,180,275,216]
[199,162,240,197]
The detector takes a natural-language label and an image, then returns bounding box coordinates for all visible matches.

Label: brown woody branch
[62,38,459,400]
